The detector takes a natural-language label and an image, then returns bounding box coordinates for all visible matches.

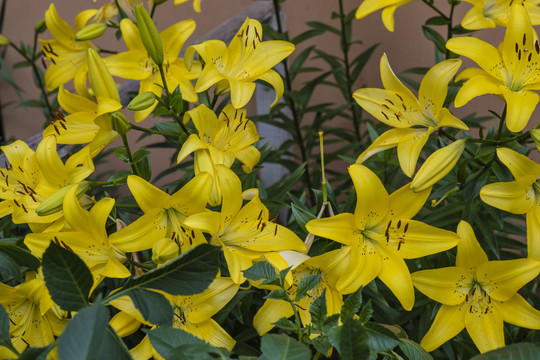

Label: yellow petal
[498,293,540,329]
[337,240,381,294]
[109,210,167,252]
[480,176,536,214]
[257,69,284,108]
[456,220,488,269]
[229,79,256,109]
[464,301,504,353]
[45,4,76,42]
[421,304,465,352]
[58,84,96,114]
[161,19,195,61]
[376,243,414,310]
[418,59,461,118]
[110,311,141,338]
[181,319,236,351]
[396,128,430,177]
[184,278,239,323]
[305,213,356,246]
[87,48,120,103]
[387,182,431,220]
[526,208,540,260]
[356,128,409,163]
[454,74,503,108]
[119,18,144,51]
[170,172,213,215]
[176,134,208,163]
[105,51,149,80]
[349,164,389,228]
[497,147,540,178]
[446,37,504,81]
[500,86,539,132]
[127,175,169,212]
[412,267,469,305]
[253,299,295,335]
[437,108,469,130]
[478,258,540,301]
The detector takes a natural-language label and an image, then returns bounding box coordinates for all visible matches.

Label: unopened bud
[152,238,179,265]
[128,92,156,111]
[87,48,121,104]
[0,35,9,47]
[75,23,107,41]
[410,139,466,192]
[36,182,90,216]
[135,4,163,66]
[34,19,47,34]
[110,111,131,136]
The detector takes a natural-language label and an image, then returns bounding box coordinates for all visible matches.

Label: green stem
[421,0,449,19]
[158,64,190,134]
[272,0,315,205]
[130,123,176,137]
[338,0,361,142]
[497,105,507,139]
[210,92,219,110]
[120,133,139,176]
[445,1,457,59]
[87,176,128,187]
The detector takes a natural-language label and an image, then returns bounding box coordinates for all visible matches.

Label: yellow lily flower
[0,272,68,354]
[25,186,131,291]
[447,3,540,132]
[106,18,199,122]
[355,55,468,177]
[43,49,122,155]
[461,0,540,30]
[40,3,98,94]
[111,277,239,356]
[253,249,346,335]
[109,173,213,254]
[412,221,540,353]
[305,164,459,310]
[184,167,307,284]
[177,104,260,206]
[174,0,202,12]
[185,17,294,109]
[355,0,415,32]
[0,136,94,231]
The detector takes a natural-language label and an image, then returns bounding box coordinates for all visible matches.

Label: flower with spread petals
[39,3,98,94]
[305,164,459,310]
[355,55,468,177]
[0,272,68,354]
[25,186,130,290]
[447,3,540,132]
[355,0,415,32]
[174,0,202,12]
[412,221,540,353]
[177,104,260,206]
[184,167,307,284]
[185,17,294,109]
[106,18,199,122]
[461,0,540,30]
[109,173,213,255]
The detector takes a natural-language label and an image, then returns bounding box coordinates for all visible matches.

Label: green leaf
[294,274,321,301]
[0,304,17,354]
[291,29,324,44]
[357,299,373,324]
[272,317,297,332]
[42,242,93,311]
[309,290,327,329]
[0,243,40,270]
[125,288,173,326]
[57,303,109,360]
[306,21,340,35]
[399,339,433,360]
[364,322,400,352]
[0,252,23,284]
[340,287,363,320]
[333,318,369,360]
[422,26,447,54]
[265,289,290,301]
[94,325,133,360]
[119,244,220,296]
[470,343,540,360]
[425,16,450,25]
[18,344,55,360]
[290,203,316,233]
[154,121,181,135]
[242,261,277,281]
[260,334,311,360]
[279,267,291,287]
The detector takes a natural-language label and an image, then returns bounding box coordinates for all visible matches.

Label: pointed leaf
[340,287,363,320]
[260,334,311,360]
[125,288,173,326]
[399,339,433,360]
[242,261,277,282]
[364,322,400,352]
[470,343,540,360]
[0,243,40,271]
[334,318,369,360]
[294,274,321,301]
[18,344,55,360]
[309,290,327,329]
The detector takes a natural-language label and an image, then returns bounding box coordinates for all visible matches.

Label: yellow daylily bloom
[174,0,202,12]
[412,221,540,353]
[355,0,415,32]
[0,272,68,354]
[184,167,307,284]
[106,18,199,122]
[111,277,239,355]
[43,49,122,155]
[109,173,213,255]
[355,55,468,177]
[25,186,131,291]
[447,3,540,132]
[461,0,540,30]
[177,104,260,206]
[253,249,347,335]
[305,164,459,310]
[39,3,98,93]
[0,136,94,231]
[185,17,294,109]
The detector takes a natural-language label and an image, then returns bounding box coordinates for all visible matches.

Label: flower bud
[0,35,9,47]
[36,182,90,216]
[410,139,466,192]
[87,48,121,103]
[152,238,179,265]
[34,19,47,34]
[75,23,107,41]
[110,111,131,136]
[135,4,164,66]
[128,92,156,111]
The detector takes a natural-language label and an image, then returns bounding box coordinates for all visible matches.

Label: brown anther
[385,98,394,105]
[404,223,409,233]
[53,124,60,135]
[21,204,28,213]
[274,225,278,236]
[61,240,73,252]
[396,93,404,101]
[59,121,67,130]
[235,121,243,131]
[41,57,48,69]
[257,210,262,220]
[13,199,19,207]
[381,111,389,120]
[260,222,267,232]
[523,33,527,46]
[50,57,57,65]
[397,240,404,251]
[397,220,402,229]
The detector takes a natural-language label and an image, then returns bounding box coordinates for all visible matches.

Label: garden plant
[0,0,539,359]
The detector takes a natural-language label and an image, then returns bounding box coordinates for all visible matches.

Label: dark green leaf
[425,16,450,25]
[0,243,40,270]
[57,303,109,360]
[0,252,22,284]
[148,326,216,360]
[242,261,277,282]
[357,299,373,324]
[294,274,320,301]
[119,244,220,296]
[125,288,173,326]
[309,290,327,329]
[422,26,447,54]
[272,317,297,332]
[260,334,311,360]
[290,203,316,233]
[42,242,93,311]
[154,121,181,135]
[265,289,290,301]
[470,343,540,360]
[291,29,324,44]
[0,304,17,354]
[340,287,363,320]
[18,100,46,108]
[94,325,133,360]
[364,322,400,352]
[399,339,433,360]
[306,21,340,35]
[333,318,369,360]
[279,267,291,286]
[18,344,55,360]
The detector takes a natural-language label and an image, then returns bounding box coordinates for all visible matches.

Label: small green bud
[128,92,157,111]
[34,19,47,34]
[135,4,164,66]
[36,182,90,216]
[0,35,9,47]
[111,111,131,136]
[75,23,107,41]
